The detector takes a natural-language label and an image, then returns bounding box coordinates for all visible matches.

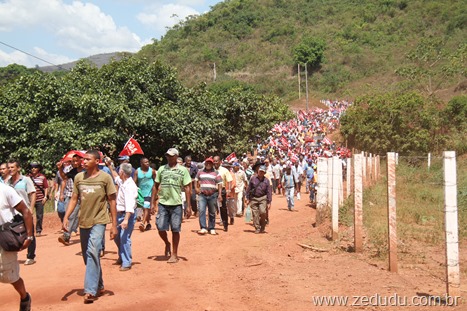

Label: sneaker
[209,229,217,235]
[197,228,208,235]
[19,293,31,311]
[58,236,70,246]
[254,229,261,234]
[139,223,145,232]
[119,266,131,271]
[36,232,41,237]
[24,259,36,265]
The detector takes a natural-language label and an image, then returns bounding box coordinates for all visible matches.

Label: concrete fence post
[316,157,328,225]
[362,152,366,188]
[443,151,460,297]
[387,152,398,273]
[354,154,363,252]
[346,157,351,198]
[332,156,340,240]
[327,158,333,206]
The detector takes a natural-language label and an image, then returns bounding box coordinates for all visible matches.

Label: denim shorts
[156,203,182,232]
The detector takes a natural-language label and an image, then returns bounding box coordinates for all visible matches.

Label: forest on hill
[138,0,465,100]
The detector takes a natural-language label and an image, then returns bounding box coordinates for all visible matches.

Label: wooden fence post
[443,151,460,297]
[387,152,398,273]
[354,154,363,252]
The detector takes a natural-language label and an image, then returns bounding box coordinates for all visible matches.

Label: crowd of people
[0,100,352,309]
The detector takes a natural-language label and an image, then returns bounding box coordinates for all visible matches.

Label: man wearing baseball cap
[152,148,192,263]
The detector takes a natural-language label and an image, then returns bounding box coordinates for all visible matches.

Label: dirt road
[1,194,464,310]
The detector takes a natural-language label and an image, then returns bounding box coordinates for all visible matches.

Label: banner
[119,137,144,157]
[225,152,237,163]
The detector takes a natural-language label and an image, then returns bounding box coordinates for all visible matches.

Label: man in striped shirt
[195,157,222,235]
[28,162,48,236]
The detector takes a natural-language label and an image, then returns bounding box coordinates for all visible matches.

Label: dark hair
[86,149,101,160]
[7,158,21,168]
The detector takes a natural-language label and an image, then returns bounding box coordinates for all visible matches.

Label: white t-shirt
[272,164,282,179]
[0,183,22,226]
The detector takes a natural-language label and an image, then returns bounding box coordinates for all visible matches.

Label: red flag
[322,137,332,145]
[225,152,236,162]
[119,137,144,156]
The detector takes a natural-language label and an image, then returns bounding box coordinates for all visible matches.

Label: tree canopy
[0,57,293,175]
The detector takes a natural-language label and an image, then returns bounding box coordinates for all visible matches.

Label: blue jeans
[114,212,135,268]
[64,197,80,239]
[285,187,295,210]
[80,224,105,296]
[198,193,218,230]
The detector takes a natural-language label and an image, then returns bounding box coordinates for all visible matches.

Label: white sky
[0,0,223,68]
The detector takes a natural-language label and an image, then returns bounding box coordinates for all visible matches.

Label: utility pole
[305,62,309,112]
[298,64,301,99]
[213,62,217,81]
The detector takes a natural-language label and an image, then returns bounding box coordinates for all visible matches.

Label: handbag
[0,214,28,252]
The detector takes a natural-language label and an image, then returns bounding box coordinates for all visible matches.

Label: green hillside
[137,0,466,101]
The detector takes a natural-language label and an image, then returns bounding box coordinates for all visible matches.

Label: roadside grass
[340,155,466,260]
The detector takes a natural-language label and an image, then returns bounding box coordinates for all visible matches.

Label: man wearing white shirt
[106,161,137,271]
[0,182,34,311]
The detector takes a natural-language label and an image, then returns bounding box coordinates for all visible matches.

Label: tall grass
[340,155,466,259]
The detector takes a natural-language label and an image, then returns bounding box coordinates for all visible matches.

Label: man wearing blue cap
[245,165,272,234]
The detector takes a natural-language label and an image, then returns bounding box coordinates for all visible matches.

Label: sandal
[139,223,145,232]
[83,293,98,304]
[167,256,179,264]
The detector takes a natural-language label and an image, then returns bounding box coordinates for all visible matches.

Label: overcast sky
[0,0,223,68]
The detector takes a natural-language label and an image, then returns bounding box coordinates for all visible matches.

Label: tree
[0,56,292,175]
[340,92,441,155]
[293,37,326,68]
[396,39,467,96]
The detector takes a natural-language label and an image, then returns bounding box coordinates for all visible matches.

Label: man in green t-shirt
[152,148,192,264]
[62,150,117,304]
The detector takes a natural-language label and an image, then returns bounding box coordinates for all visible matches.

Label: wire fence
[316,151,465,296]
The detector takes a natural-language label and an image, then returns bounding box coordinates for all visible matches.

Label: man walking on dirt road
[245,165,272,234]
[62,150,117,304]
[152,148,192,264]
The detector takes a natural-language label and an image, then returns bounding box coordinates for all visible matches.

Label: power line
[0,40,64,69]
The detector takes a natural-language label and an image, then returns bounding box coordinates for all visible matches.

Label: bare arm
[14,200,34,250]
[29,192,36,209]
[62,192,79,231]
[108,193,117,240]
[150,182,160,215]
[184,184,192,218]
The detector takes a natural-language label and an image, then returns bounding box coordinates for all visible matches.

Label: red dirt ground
[1,194,465,310]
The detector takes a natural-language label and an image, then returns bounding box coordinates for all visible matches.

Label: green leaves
[340,92,442,155]
[292,37,326,68]
[0,56,292,175]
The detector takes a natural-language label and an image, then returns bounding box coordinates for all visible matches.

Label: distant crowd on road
[0,99,352,309]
